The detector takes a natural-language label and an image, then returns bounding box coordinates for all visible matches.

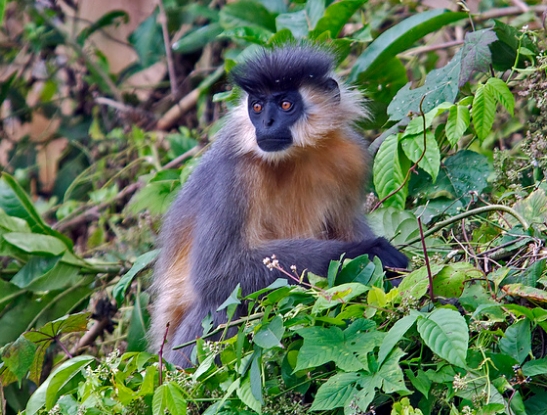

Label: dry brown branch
[70,316,112,355]
[474,5,546,21]
[156,88,200,131]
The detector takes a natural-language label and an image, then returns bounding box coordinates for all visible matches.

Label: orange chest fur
[242,135,368,245]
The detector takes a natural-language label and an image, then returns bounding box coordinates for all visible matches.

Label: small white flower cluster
[263,255,279,270]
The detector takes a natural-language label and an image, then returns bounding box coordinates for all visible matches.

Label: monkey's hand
[346,237,408,269]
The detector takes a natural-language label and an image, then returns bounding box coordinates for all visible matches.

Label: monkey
[149,44,408,367]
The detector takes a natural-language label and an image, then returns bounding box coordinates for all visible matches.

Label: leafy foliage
[1,0,547,414]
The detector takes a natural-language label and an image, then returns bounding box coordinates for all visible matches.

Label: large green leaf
[128,9,164,69]
[373,134,408,209]
[173,23,224,53]
[459,29,497,87]
[276,10,308,38]
[25,355,94,414]
[377,314,418,366]
[499,319,531,365]
[349,9,466,83]
[387,49,462,121]
[310,0,367,39]
[3,233,67,257]
[152,382,187,415]
[446,104,470,146]
[254,316,285,349]
[417,308,469,368]
[0,174,72,247]
[309,372,363,411]
[295,321,382,372]
[486,77,515,116]
[220,1,277,32]
[472,83,496,141]
[400,131,441,182]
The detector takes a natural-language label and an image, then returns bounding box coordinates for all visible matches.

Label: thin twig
[54,182,143,232]
[400,40,464,57]
[403,205,530,247]
[172,312,265,350]
[156,0,178,97]
[417,217,435,302]
[159,322,169,385]
[474,5,546,21]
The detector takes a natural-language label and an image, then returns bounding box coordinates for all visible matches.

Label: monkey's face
[247,90,304,152]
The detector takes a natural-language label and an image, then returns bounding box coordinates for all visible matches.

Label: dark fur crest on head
[231,44,335,95]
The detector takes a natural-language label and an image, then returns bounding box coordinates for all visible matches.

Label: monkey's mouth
[256,136,293,152]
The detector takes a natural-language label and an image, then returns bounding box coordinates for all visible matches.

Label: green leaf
[523,357,547,377]
[250,352,263,403]
[486,77,515,116]
[254,316,285,349]
[443,150,492,203]
[417,308,469,367]
[113,249,158,306]
[373,134,408,209]
[11,256,61,288]
[312,283,369,314]
[126,292,150,352]
[459,29,497,87]
[349,9,466,83]
[525,393,547,415]
[128,10,164,69]
[25,355,94,414]
[472,83,496,142]
[0,207,30,233]
[446,104,470,146]
[295,323,383,372]
[377,314,418,366]
[405,369,432,397]
[220,1,277,32]
[0,174,72,247]
[15,259,79,293]
[305,0,325,29]
[310,0,367,39]
[220,26,272,45]
[432,263,480,298]
[499,319,531,365]
[491,20,538,71]
[152,383,187,415]
[76,10,129,46]
[310,372,362,411]
[400,131,441,182]
[0,0,6,25]
[1,336,37,384]
[174,23,224,53]
[128,180,180,215]
[3,233,67,256]
[376,348,409,393]
[237,375,262,413]
[276,10,308,38]
[388,49,462,121]
[398,264,444,301]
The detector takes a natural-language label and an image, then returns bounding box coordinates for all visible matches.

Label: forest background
[1,0,547,414]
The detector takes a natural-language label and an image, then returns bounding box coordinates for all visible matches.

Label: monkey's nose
[265,118,275,127]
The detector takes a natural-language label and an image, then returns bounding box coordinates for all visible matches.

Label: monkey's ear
[324,78,340,103]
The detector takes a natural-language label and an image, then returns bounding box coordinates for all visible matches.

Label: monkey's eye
[280,101,293,111]
[252,102,263,113]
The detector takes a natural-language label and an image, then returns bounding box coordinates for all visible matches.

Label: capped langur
[149,44,408,366]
